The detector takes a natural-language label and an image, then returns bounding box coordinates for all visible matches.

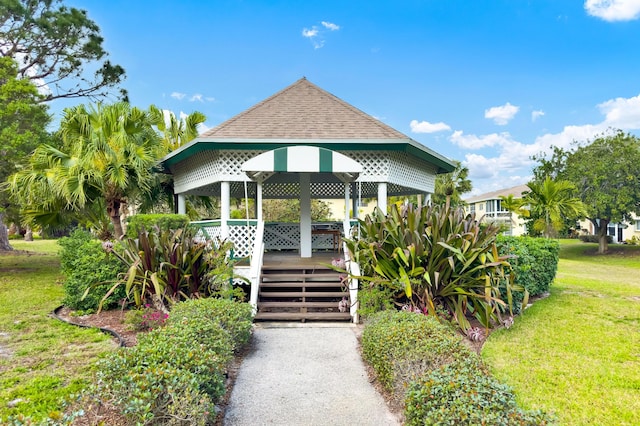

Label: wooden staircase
[254,263,351,321]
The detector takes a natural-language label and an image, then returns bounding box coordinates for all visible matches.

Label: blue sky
[62,0,640,196]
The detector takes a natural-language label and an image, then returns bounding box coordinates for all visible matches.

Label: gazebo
[160,78,455,321]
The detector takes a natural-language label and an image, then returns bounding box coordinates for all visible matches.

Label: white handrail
[343,219,360,323]
[248,220,265,314]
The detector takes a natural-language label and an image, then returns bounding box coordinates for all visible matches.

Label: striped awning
[242,146,362,182]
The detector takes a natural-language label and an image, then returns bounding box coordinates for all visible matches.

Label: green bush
[167,298,253,351]
[497,236,560,299]
[356,284,396,319]
[58,229,126,312]
[361,311,472,399]
[405,359,554,425]
[125,213,189,238]
[91,298,251,424]
[579,234,613,244]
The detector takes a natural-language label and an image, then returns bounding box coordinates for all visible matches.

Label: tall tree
[0,0,126,101]
[432,161,472,210]
[136,107,208,215]
[522,177,586,239]
[0,56,50,250]
[562,131,640,253]
[8,102,160,239]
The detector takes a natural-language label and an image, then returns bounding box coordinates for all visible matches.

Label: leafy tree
[562,131,640,253]
[8,102,160,239]
[432,161,472,210]
[0,56,50,250]
[0,0,126,101]
[522,177,586,239]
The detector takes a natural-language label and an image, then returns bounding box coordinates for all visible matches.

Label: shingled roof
[465,184,529,203]
[200,77,408,140]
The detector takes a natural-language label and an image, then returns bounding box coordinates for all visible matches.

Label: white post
[300,173,312,258]
[350,183,357,219]
[177,194,186,215]
[344,182,351,230]
[256,181,263,222]
[377,182,388,213]
[221,181,230,238]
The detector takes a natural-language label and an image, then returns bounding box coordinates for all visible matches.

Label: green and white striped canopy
[242,146,362,181]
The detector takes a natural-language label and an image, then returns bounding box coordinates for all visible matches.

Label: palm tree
[499,194,530,235]
[522,177,586,238]
[9,102,160,239]
[137,107,208,215]
[432,161,472,210]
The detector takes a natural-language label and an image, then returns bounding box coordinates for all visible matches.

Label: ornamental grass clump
[344,204,523,331]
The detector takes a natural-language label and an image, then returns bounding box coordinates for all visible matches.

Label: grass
[482,239,640,425]
[0,240,116,422]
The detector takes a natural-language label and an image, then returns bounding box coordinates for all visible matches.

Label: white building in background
[464,185,529,236]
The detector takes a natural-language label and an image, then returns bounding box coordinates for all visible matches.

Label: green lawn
[483,239,640,425]
[0,240,116,422]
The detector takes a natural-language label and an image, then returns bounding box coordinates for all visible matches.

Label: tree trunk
[0,213,13,251]
[107,198,124,240]
[597,218,609,254]
[24,226,33,242]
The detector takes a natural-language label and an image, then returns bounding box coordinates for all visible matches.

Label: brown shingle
[464,184,529,203]
[200,78,409,140]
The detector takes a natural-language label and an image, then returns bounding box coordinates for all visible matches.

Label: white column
[177,194,186,215]
[256,181,263,222]
[344,182,351,229]
[350,183,357,219]
[221,181,230,238]
[300,173,312,258]
[377,182,388,213]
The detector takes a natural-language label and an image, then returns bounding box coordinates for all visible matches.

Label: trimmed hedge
[361,311,472,400]
[58,229,126,312]
[497,236,560,311]
[405,359,553,425]
[167,298,253,351]
[361,311,553,425]
[89,298,252,425]
[125,213,189,238]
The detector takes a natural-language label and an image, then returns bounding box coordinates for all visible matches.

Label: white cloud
[197,122,211,134]
[597,94,640,129]
[302,21,340,49]
[321,21,340,31]
[190,94,203,102]
[302,28,319,38]
[449,130,515,150]
[171,92,186,100]
[205,96,216,102]
[532,110,545,122]
[410,119,451,133]
[585,0,640,21]
[484,102,519,125]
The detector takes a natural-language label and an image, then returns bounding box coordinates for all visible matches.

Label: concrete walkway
[224,324,400,426]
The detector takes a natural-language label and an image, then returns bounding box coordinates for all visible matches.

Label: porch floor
[262,250,342,269]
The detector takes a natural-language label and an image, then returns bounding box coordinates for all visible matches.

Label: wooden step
[258,291,348,298]
[253,311,351,321]
[261,272,341,280]
[261,265,333,271]
[258,301,346,309]
[259,281,344,288]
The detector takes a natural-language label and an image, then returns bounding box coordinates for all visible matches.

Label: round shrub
[58,229,126,312]
[405,359,553,425]
[361,311,473,396]
[168,298,253,350]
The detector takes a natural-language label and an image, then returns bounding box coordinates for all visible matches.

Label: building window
[486,200,494,213]
[635,220,640,231]
[470,204,476,213]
